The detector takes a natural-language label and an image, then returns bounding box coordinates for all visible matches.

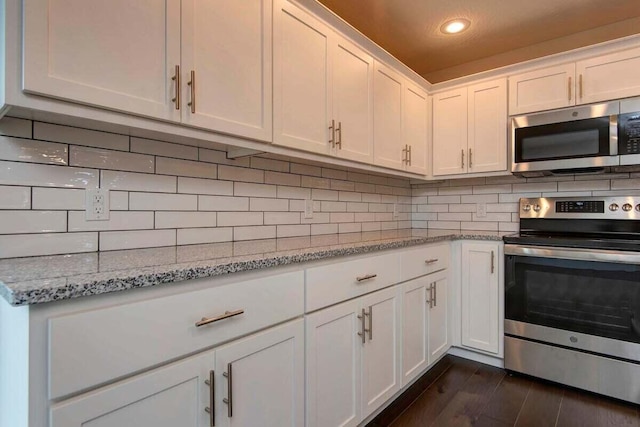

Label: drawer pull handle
[223,363,233,417]
[196,309,244,327]
[356,274,377,282]
[204,370,215,426]
[425,258,439,265]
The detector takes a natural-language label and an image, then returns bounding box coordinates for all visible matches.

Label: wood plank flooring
[367,355,639,427]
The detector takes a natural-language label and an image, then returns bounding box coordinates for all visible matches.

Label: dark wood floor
[367,355,639,427]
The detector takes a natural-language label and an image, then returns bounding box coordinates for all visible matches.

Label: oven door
[505,244,640,361]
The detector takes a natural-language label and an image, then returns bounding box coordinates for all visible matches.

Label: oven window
[514,116,611,162]
[505,255,640,344]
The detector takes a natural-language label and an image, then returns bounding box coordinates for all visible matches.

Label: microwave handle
[610,115,618,156]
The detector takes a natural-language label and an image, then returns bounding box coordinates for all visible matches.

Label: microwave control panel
[619,112,640,155]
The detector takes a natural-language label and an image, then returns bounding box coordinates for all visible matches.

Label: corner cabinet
[460,241,503,356]
[373,63,429,174]
[23,0,273,141]
[432,78,507,177]
[509,46,640,115]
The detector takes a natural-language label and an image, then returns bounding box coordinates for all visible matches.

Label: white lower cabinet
[460,241,502,355]
[402,269,450,387]
[50,350,214,427]
[50,319,304,427]
[306,286,401,427]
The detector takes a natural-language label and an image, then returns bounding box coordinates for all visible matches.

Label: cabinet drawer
[49,270,304,399]
[306,252,400,312]
[400,243,449,281]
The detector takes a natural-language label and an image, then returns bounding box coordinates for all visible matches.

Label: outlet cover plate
[304,199,314,219]
[86,189,110,221]
[476,202,487,218]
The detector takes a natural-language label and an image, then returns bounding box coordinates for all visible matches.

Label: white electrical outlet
[392,203,399,218]
[477,202,487,218]
[86,189,110,221]
[304,199,314,219]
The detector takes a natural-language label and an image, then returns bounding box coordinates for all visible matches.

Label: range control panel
[520,197,640,219]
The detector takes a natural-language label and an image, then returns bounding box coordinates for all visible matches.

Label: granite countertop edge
[0,232,504,306]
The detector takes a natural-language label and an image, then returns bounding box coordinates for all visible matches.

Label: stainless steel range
[503,196,640,404]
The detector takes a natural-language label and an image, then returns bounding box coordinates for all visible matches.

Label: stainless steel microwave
[511,101,620,176]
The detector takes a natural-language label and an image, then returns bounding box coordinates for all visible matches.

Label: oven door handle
[505,244,640,264]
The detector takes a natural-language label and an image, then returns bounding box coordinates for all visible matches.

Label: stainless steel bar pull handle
[402,145,407,164]
[568,76,572,101]
[491,250,495,274]
[195,309,244,327]
[408,145,412,166]
[367,306,373,341]
[461,149,465,168]
[356,273,377,282]
[425,258,438,265]
[171,65,180,110]
[223,363,233,417]
[579,74,583,99]
[204,370,215,426]
[188,70,196,113]
[426,283,433,308]
[336,121,342,149]
[329,119,335,147]
[357,308,367,344]
[468,148,472,168]
[433,282,437,307]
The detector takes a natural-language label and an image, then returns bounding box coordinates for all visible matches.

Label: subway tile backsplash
[0,117,411,258]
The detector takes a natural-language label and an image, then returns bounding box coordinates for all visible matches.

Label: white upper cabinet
[181,0,273,141]
[23,0,274,141]
[23,0,182,121]
[577,46,640,105]
[373,62,404,171]
[403,82,429,175]
[432,88,468,176]
[467,79,507,174]
[433,79,507,177]
[508,63,575,115]
[510,46,640,115]
[273,0,333,155]
[332,38,374,163]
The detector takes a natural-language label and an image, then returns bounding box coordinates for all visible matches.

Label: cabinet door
[401,277,429,386]
[461,242,500,354]
[50,350,214,427]
[403,82,429,175]
[373,62,404,171]
[181,0,272,141]
[333,37,374,163]
[360,286,402,419]
[432,88,467,176]
[428,271,449,364]
[273,0,333,155]
[23,0,181,121]
[577,46,640,105]
[215,319,304,427]
[306,299,361,427]
[508,63,576,115]
[467,79,507,174]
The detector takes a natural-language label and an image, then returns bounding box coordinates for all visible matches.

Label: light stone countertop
[0,229,507,306]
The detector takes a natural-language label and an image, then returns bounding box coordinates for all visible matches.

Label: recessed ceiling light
[440,18,470,34]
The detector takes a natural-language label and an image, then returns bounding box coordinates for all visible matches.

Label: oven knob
[623,203,633,212]
[533,204,541,212]
[609,203,619,212]
[522,204,531,212]
[636,204,640,212]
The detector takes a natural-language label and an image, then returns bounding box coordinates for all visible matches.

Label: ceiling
[317,0,640,83]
